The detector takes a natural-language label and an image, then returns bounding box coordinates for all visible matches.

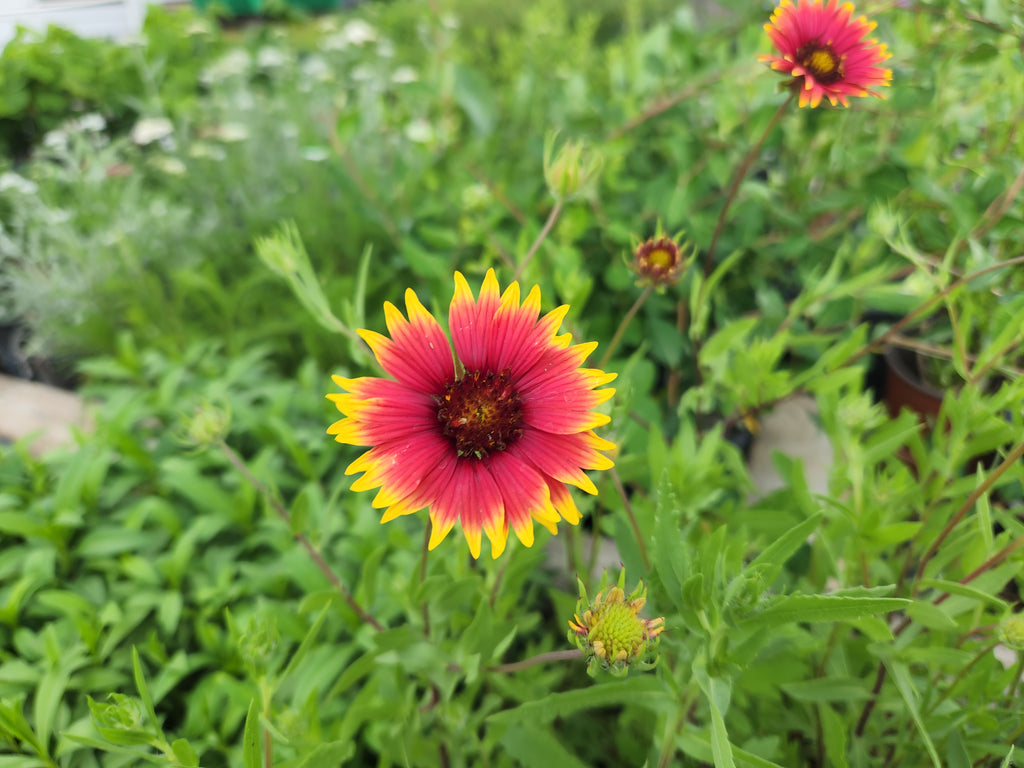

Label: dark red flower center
[437,368,523,459]
[797,42,844,85]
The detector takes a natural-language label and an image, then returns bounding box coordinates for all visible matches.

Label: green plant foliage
[0,0,1022,765]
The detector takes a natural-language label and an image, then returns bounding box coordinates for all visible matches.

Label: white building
[0,0,180,51]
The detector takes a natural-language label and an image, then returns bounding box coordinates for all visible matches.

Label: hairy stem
[703,95,793,276]
[219,441,384,632]
[610,465,650,570]
[912,440,1024,596]
[488,649,583,673]
[598,284,654,370]
[513,200,563,282]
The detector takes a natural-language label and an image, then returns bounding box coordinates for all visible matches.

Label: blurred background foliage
[0,0,1023,765]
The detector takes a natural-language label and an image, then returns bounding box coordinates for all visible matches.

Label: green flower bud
[999,612,1024,652]
[568,571,664,677]
[179,401,231,449]
[543,131,603,203]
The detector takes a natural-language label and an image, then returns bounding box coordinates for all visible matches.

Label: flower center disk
[798,43,843,84]
[437,368,523,459]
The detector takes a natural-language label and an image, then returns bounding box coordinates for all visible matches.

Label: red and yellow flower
[328,269,616,559]
[761,0,892,108]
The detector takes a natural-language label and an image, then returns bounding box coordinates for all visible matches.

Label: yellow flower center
[647,249,674,269]
[589,602,645,662]
[797,43,844,85]
[437,368,523,459]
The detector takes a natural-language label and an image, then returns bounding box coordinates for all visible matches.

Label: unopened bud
[568,571,664,677]
[543,131,603,203]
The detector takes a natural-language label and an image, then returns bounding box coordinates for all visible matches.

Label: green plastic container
[192,0,339,16]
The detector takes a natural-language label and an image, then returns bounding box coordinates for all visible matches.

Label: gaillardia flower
[761,0,892,108]
[630,230,693,289]
[568,572,664,677]
[327,269,616,559]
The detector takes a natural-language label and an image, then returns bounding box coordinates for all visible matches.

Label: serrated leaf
[654,473,686,612]
[739,595,909,629]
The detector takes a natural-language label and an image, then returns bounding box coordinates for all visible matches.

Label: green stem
[912,440,1024,596]
[924,640,998,717]
[218,441,384,632]
[598,284,654,370]
[513,200,563,282]
[420,523,431,638]
[702,94,793,276]
[610,465,650,570]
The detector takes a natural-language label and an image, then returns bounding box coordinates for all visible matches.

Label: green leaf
[746,513,822,587]
[451,63,496,135]
[170,738,200,767]
[917,579,1009,609]
[692,662,736,768]
[499,722,591,768]
[33,664,68,753]
[887,661,941,768]
[779,678,870,703]
[0,698,44,756]
[739,595,910,629]
[677,733,787,768]
[654,473,686,612]
[279,600,332,685]
[287,741,355,768]
[868,522,922,546]
[819,704,849,768]
[488,677,670,725]
[242,699,261,768]
[132,648,163,742]
[905,601,957,631]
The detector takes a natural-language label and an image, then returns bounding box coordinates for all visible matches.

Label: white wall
[0,0,182,51]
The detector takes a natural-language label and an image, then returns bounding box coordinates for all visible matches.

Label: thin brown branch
[513,201,563,282]
[913,440,1024,596]
[488,649,583,674]
[610,465,650,570]
[219,442,384,632]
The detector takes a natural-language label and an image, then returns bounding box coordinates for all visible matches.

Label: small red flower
[761,0,892,108]
[327,270,616,559]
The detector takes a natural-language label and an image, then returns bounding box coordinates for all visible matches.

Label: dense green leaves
[0,0,1022,765]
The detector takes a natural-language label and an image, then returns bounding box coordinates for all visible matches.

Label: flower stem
[420,522,431,638]
[598,284,654,370]
[488,649,583,673]
[702,94,793,277]
[218,441,384,632]
[610,465,650,570]
[513,200,563,282]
